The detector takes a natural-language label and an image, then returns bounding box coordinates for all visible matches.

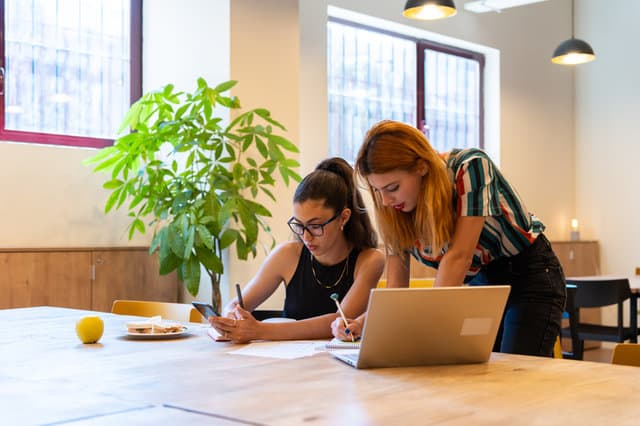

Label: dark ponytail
[293,157,378,249]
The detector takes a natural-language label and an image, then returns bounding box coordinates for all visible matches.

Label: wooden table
[2,307,640,425]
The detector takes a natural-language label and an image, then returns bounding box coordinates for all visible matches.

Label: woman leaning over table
[331,120,566,357]
[210,157,384,343]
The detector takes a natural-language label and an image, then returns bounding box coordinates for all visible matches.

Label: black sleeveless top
[283,245,361,320]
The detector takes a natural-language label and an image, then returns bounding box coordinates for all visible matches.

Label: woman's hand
[331,315,364,341]
[209,306,262,343]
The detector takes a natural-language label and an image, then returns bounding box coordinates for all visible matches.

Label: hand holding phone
[235,283,244,309]
[192,301,220,319]
[193,302,230,342]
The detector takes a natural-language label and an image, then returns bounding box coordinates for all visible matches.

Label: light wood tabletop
[2,306,640,426]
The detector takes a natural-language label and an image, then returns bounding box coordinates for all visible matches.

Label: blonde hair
[355,120,454,256]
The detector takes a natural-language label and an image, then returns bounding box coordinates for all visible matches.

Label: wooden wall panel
[0,252,91,309]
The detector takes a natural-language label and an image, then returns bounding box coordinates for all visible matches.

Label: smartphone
[192,301,220,319]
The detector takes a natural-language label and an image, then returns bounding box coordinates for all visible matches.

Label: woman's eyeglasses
[287,210,342,237]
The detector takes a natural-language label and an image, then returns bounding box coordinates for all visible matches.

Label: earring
[340,225,344,231]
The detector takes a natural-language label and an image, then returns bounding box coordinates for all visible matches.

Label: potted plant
[84,78,300,313]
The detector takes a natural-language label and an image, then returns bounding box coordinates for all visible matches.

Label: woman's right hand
[331,315,364,341]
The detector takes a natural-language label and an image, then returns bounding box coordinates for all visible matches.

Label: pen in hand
[235,283,244,309]
[330,293,354,342]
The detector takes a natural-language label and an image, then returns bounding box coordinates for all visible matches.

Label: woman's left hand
[209,306,261,343]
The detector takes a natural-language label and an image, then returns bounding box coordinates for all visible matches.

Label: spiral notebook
[325,337,361,349]
[329,285,510,369]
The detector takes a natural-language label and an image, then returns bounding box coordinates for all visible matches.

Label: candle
[570,218,580,241]
[570,218,579,231]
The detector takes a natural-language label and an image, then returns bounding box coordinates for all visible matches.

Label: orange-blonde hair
[355,120,454,256]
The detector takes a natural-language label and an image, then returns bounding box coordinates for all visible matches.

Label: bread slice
[126,320,184,334]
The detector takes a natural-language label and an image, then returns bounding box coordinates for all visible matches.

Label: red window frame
[0,0,142,148]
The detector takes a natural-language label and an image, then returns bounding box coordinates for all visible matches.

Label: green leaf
[159,241,182,275]
[103,179,123,190]
[104,188,122,213]
[195,246,223,274]
[167,223,185,258]
[219,228,239,249]
[92,155,121,173]
[180,256,202,296]
[255,136,268,158]
[82,146,116,166]
[183,225,195,259]
[268,134,299,153]
[196,225,213,249]
[118,101,143,134]
[213,80,237,93]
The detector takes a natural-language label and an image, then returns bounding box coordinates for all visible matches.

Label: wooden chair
[377,278,435,288]
[111,300,202,323]
[611,343,640,367]
[561,278,635,360]
[553,336,563,359]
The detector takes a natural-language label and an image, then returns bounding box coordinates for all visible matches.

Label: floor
[582,345,613,363]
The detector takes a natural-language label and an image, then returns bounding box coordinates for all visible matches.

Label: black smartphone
[192,301,220,319]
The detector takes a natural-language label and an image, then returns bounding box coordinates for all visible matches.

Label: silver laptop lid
[354,285,510,368]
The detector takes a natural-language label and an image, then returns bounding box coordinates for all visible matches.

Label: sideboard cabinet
[0,248,180,312]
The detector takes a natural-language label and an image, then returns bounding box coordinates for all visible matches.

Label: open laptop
[330,285,510,369]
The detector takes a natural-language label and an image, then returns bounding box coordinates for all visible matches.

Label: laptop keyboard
[341,352,359,362]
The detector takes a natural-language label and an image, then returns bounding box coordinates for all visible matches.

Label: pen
[330,293,354,342]
[235,283,244,309]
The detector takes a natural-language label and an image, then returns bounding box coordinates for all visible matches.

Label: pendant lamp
[551,0,595,65]
[403,0,457,20]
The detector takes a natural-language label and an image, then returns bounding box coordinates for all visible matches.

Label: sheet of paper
[228,341,325,359]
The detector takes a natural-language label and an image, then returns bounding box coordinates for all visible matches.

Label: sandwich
[126,320,185,334]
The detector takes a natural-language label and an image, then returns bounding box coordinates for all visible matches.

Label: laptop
[330,285,510,369]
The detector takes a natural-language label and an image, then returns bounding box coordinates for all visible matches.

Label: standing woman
[211,157,384,343]
[332,120,565,357]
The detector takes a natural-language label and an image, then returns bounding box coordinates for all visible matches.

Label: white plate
[125,327,190,340]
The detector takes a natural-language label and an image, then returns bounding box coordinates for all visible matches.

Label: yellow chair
[553,336,563,359]
[111,300,202,323]
[611,343,640,367]
[377,278,435,288]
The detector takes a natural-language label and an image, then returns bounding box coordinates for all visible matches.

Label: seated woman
[209,157,384,343]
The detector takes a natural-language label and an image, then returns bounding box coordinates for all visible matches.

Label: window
[0,0,142,148]
[328,19,484,163]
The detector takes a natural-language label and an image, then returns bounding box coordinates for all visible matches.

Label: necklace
[309,252,349,289]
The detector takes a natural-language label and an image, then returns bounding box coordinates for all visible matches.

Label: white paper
[228,341,324,359]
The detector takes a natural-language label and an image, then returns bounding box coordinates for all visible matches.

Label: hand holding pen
[330,293,355,342]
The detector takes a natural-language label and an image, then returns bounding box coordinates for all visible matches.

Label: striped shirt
[411,148,545,282]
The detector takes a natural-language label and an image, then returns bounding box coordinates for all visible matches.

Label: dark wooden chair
[561,278,635,360]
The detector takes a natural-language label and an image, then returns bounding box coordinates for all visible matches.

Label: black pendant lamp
[403,0,457,20]
[551,0,595,65]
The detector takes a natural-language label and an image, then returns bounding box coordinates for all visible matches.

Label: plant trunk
[211,274,222,315]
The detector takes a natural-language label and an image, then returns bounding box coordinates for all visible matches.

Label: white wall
[575,0,640,278]
[227,0,300,308]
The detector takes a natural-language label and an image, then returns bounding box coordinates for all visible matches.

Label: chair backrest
[565,278,631,308]
[611,343,640,367]
[111,300,202,323]
[377,278,435,288]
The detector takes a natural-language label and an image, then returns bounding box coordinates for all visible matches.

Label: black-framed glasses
[287,210,342,237]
